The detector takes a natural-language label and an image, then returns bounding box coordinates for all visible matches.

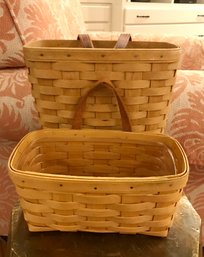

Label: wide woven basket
[9,129,189,237]
[23,34,181,133]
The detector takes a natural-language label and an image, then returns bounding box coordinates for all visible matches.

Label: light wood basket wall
[23,39,181,133]
[9,129,189,236]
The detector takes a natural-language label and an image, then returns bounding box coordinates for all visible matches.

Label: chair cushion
[0,0,86,68]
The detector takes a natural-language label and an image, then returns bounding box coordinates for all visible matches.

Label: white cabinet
[80,0,204,36]
[124,3,204,36]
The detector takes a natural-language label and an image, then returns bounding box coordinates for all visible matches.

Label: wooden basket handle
[78,34,132,48]
[72,80,132,132]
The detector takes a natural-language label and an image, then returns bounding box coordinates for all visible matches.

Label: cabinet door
[80,0,123,32]
[81,4,111,31]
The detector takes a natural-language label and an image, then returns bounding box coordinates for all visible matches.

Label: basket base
[7,197,201,257]
[26,223,169,237]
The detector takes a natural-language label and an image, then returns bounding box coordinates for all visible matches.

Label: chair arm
[165,69,204,168]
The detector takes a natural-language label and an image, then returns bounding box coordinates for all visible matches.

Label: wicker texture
[23,35,181,133]
[9,129,189,237]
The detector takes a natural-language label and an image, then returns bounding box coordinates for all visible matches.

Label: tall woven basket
[23,34,181,132]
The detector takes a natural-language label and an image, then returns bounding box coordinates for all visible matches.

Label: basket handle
[77,34,94,48]
[72,80,132,132]
[78,34,132,49]
[114,33,132,48]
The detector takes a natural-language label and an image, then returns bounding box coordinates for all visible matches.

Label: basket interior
[13,132,182,178]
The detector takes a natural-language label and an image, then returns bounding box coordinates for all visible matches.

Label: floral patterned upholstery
[166,70,204,237]
[0,0,86,68]
[0,68,40,141]
[0,0,24,68]
[0,0,204,245]
[166,70,204,167]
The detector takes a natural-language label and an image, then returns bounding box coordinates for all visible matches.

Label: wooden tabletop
[7,196,202,257]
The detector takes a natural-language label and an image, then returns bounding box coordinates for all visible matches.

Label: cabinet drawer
[124,23,204,36]
[125,7,204,24]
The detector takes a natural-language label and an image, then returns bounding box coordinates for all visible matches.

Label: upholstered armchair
[0,0,204,244]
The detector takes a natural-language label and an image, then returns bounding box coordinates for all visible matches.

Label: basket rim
[23,40,181,62]
[8,129,189,183]
[23,39,180,50]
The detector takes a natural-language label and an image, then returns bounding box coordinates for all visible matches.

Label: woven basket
[14,34,188,236]
[9,96,188,236]
[9,128,189,236]
[23,34,181,133]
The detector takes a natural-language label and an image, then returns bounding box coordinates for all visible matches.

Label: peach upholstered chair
[0,0,204,245]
